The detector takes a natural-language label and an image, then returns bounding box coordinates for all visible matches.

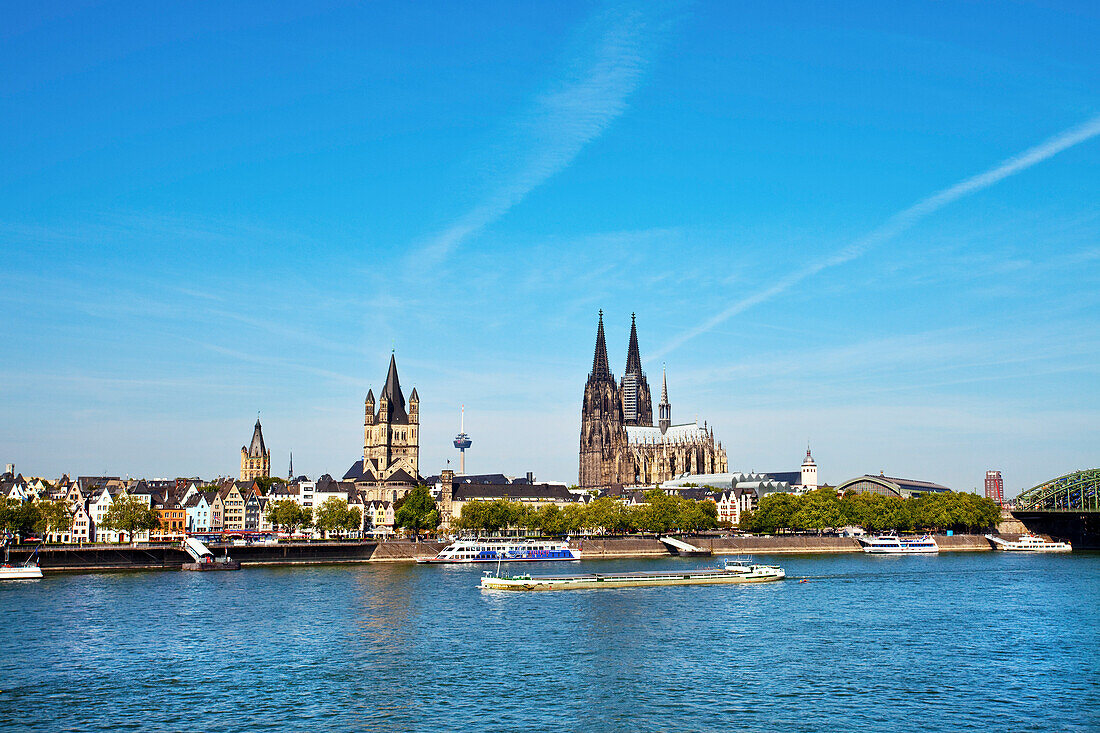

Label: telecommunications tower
[453,405,472,475]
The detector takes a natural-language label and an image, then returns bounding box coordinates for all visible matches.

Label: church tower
[801,445,818,490]
[240,418,271,480]
[362,353,419,481]
[658,366,671,434]
[579,311,626,489]
[620,313,653,426]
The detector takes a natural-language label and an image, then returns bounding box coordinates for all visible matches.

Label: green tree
[793,488,844,534]
[266,500,309,535]
[751,493,802,533]
[394,486,440,537]
[101,495,159,544]
[315,497,353,538]
[345,506,363,535]
[0,499,39,537]
[34,499,73,540]
[254,476,286,494]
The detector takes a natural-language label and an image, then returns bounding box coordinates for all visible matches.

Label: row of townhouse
[3,467,403,540]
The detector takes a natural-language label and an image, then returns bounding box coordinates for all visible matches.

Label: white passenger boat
[0,538,43,580]
[480,562,785,590]
[986,533,1072,552]
[416,538,581,564]
[859,534,939,554]
[0,563,43,580]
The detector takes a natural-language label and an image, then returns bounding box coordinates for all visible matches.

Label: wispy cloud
[649,114,1100,361]
[415,5,670,266]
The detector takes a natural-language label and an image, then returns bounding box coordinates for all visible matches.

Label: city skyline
[3,2,1099,494]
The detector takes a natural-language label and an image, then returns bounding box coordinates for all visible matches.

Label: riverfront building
[579,312,728,491]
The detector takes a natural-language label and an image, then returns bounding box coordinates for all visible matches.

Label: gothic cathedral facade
[579,312,728,490]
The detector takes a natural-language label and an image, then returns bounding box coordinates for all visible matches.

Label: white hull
[0,565,43,580]
[863,547,939,555]
[986,533,1072,552]
[860,534,939,554]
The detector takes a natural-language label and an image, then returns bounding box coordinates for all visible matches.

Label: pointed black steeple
[625,312,642,376]
[590,310,613,381]
[248,419,267,458]
[381,352,409,424]
[621,312,653,426]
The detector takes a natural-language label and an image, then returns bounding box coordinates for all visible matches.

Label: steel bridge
[1014,469,1100,513]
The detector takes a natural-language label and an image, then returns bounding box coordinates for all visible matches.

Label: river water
[1,551,1096,732]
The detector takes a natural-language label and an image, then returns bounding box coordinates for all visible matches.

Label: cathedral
[579,312,728,490]
[343,353,421,499]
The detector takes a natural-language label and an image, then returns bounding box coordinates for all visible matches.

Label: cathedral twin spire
[587,311,656,426]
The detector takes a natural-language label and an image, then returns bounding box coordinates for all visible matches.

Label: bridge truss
[1015,469,1100,513]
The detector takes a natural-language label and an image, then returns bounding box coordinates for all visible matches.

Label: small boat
[986,533,1072,552]
[479,563,785,591]
[859,533,939,554]
[417,538,581,564]
[0,537,43,580]
[0,561,43,580]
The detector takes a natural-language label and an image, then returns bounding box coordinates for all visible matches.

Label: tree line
[740,488,1001,534]
[453,490,719,535]
[265,498,362,537]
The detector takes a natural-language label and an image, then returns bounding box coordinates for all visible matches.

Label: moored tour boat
[480,562,786,590]
[0,537,43,580]
[859,534,939,554]
[986,533,1072,552]
[417,538,581,564]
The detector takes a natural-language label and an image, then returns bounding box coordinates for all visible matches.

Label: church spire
[658,364,671,434]
[248,419,266,458]
[590,310,612,380]
[624,312,642,375]
[381,352,408,423]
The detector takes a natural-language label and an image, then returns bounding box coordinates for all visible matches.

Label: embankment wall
[369,541,447,562]
[9,541,381,572]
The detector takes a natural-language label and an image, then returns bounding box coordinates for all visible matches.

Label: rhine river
[1,551,1097,732]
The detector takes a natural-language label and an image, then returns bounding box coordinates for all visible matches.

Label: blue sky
[2,1,1098,495]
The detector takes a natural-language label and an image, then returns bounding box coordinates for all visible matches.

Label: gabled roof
[183,494,207,508]
[385,468,419,485]
[342,460,366,481]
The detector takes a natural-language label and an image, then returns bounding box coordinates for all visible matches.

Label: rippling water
[1,552,1096,732]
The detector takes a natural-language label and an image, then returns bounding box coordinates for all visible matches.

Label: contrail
[648,115,1100,362]
[417,5,668,266]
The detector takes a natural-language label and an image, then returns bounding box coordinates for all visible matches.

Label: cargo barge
[479,560,785,591]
